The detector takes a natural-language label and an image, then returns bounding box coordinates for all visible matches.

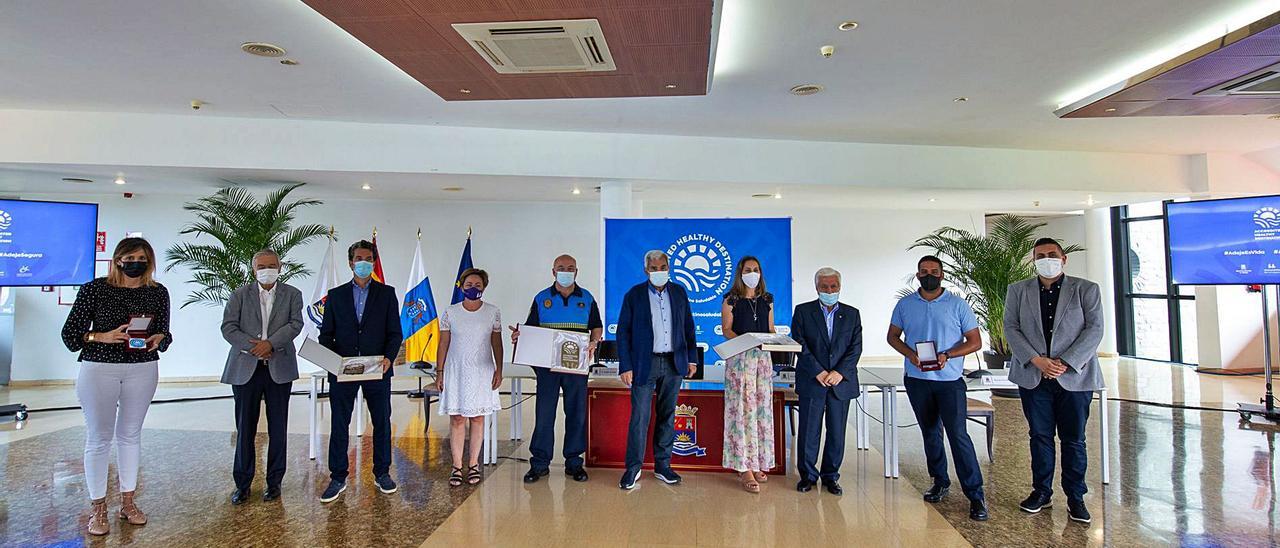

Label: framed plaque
[513,324,591,375]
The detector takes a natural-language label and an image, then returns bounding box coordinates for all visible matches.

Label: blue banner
[0,199,98,287]
[604,218,792,370]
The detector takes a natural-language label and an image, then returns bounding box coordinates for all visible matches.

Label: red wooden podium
[585,382,786,474]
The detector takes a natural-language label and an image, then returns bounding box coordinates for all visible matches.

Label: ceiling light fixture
[114,175,126,185]
[361,183,372,191]
[838,21,859,31]
[953,96,968,103]
[61,177,93,184]
[665,84,677,89]
[773,192,782,199]
[1085,194,1097,206]
[572,187,582,195]
[459,88,472,94]
[928,198,937,203]
[790,84,824,96]
[241,42,287,58]
[1104,108,1117,112]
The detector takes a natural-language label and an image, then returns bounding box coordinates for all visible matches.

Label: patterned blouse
[61,278,173,363]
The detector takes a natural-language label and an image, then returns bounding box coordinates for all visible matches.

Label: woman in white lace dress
[435,268,503,486]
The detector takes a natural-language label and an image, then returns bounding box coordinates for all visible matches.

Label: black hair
[348,240,378,261]
[917,255,944,271]
[1032,237,1065,254]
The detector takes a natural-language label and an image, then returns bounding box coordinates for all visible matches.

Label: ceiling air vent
[452,19,616,74]
[1197,62,1280,96]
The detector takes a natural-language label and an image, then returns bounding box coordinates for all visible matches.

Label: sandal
[754,471,768,483]
[740,472,760,493]
[449,467,464,487]
[467,465,483,485]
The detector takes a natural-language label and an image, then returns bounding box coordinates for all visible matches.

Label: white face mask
[256,268,280,285]
[1034,258,1064,279]
[649,271,669,287]
[742,272,761,289]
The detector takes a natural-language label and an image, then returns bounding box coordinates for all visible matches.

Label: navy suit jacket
[790,300,862,400]
[616,282,697,383]
[319,280,403,380]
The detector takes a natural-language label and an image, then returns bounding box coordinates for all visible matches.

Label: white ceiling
[1,0,1278,156]
[0,163,1173,213]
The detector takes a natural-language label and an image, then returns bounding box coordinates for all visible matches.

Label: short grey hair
[814,267,841,285]
[251,249,280,267]
[643,250,669,268]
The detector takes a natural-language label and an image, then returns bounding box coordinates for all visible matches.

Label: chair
[965,398,995,462]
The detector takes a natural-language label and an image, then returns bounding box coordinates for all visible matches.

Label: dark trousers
[904,376,984,500]
[529,367,588,471]
[327,376,392,482]
[797,388,851,483]
[232,364,292,490]
[624,355,682,472]
[1019,378,1092,500]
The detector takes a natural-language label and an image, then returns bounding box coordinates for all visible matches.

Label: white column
[1084,207,1117,355]
[599,182,637,313]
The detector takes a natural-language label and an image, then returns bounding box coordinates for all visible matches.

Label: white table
[853,365,1111,484]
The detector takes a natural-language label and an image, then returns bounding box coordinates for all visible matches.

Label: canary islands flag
[450,232,474,304]
[400,236,439,364]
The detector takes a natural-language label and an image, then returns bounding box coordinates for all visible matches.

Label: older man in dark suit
[790,267,862,495]
[221,249,304,505]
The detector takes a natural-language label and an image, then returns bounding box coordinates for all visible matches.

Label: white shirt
[259,284,276,339]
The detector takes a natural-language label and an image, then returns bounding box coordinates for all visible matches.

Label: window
[1111,201,1197,364]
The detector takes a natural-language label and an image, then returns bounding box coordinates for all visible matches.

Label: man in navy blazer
[616,250,698,490]
[790,267,862,495]
[317,240,403,503]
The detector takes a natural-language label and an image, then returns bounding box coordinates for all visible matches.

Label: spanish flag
[370,229,386,284]
[400,231,439,364]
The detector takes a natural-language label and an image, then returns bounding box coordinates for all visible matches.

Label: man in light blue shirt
[648,283,674,352]
[887,255,987,521]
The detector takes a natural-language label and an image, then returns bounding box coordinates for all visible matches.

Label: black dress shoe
[230,488,250,505]
[263,486,281,502]
[796,479,816,492]
[523,468,549,484]
[566,467,589,482]
[1067,499,1092,524]
[822,481,843,496]
[1019,491,1053,513]
[923,483,950,503]
[969,498,989,521]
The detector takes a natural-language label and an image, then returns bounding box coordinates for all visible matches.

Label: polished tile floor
[0,359,1276,547]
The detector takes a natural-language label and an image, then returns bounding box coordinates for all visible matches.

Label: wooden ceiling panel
[310,0,714,100]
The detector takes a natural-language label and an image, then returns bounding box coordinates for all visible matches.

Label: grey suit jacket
[220,282,304,385]
[1003,275,1105,392]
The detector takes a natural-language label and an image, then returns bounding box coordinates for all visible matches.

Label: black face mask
[919,274,942,291]
[120,261,148,278]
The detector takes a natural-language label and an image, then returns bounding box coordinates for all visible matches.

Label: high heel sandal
[466,465,482,485]
[740,472,760,494]
[449,467,464,487]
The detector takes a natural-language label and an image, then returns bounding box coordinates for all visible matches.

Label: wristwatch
[85,332,96,343]
[938,351,950,361]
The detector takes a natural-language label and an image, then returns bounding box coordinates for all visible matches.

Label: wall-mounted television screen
[1167,194,1280,285]
[0,199,99,287]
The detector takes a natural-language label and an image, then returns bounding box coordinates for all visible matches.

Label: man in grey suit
[220,249,304,505]
[1004,237,1104,524]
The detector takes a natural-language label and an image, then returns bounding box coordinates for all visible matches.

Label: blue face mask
[555,271,576,288]
[649,271,669,287]
[462,286,483,301]
[818,292,840,306]
[353,261,374,279]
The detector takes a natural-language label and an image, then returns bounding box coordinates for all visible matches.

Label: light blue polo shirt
[890,289,979,381]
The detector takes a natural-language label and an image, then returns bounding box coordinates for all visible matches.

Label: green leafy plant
[165,183,330,308]
[908,215,1084,357]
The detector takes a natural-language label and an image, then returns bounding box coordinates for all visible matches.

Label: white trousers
[75,361,158,500]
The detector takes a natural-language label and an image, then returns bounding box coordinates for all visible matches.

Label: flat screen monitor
[0,199,99,287]
[1167,195,1280,285]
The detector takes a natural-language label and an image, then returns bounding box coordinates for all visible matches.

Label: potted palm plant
[165,183,330,308]
[909,215,1084,370]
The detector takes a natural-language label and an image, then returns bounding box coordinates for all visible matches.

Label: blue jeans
[904,376,984,500]
[624,355,681,472]
[529,367,588,471]
[1020,378,1092,499]
[328,376,392,482]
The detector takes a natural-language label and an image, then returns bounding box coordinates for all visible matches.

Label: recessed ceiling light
[664,84,677,89]
[61,177,93,184]
[241,42,287,58]
[773,192,782,199]
[1104,107,1117,112]
[953,96,968,103]
[114,175,126,185]
[360,183,372,191]
[928,198,937,203]
[442,186,464,192]
[1033,200,1041,207]
[572,187,582,195]
[790,84,824,96]
[838,21,859,31]
[459,88,472,94]
[279,59,300,66]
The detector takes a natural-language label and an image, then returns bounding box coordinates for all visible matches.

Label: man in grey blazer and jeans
[221,249,304,505]
[1004,237,1104,524]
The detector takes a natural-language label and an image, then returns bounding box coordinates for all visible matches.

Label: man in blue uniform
[510,254,602,483]
[887,255,987,521]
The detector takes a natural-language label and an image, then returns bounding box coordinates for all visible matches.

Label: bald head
[552,254,578,290]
